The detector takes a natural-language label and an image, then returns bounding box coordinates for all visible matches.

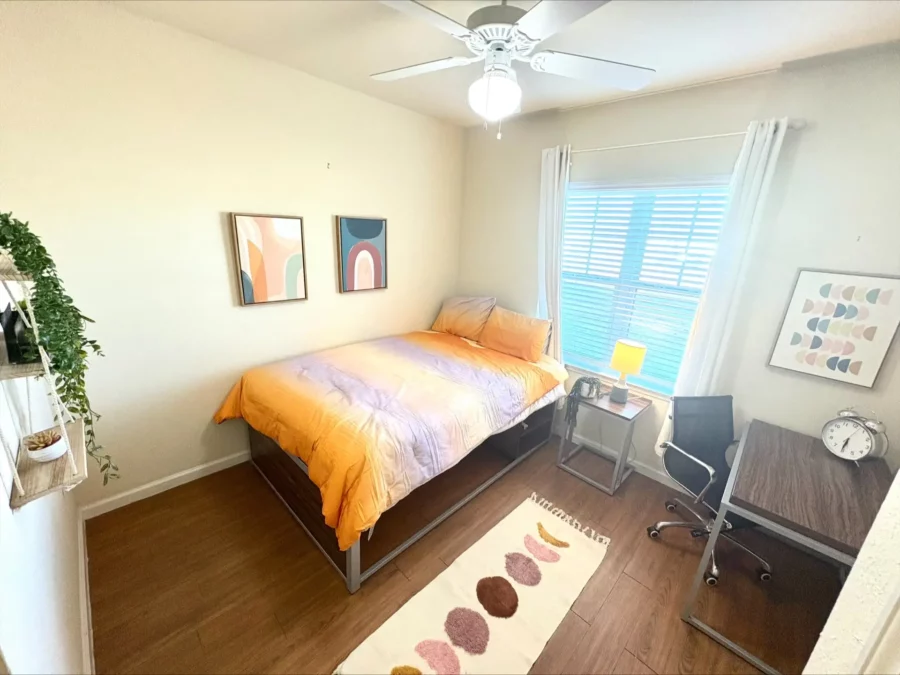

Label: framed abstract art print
[768,269,900,387]
[231,213,308,305]
[335,216,387,293]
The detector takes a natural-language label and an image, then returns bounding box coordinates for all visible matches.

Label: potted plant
[0,212,117,484]
[24,428,66,463]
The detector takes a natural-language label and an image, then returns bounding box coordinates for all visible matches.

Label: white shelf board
[0,362,44,382]
[10,418,87,509]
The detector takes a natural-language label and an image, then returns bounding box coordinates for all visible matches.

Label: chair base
[648,497,773,584]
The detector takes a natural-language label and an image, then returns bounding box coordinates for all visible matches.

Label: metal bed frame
[249,409,554,593]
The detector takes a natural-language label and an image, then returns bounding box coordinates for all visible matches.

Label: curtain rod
[571,119,806,155]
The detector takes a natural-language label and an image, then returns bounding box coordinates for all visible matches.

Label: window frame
[559,177,732,396]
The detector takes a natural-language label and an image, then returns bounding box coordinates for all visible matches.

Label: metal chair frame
[649,440,772,586]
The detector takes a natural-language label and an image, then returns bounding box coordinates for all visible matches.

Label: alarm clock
[821,409,889,461]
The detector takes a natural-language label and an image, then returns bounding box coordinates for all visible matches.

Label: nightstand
[557,393,652,496]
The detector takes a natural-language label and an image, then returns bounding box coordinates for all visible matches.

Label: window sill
[564,364,672,406]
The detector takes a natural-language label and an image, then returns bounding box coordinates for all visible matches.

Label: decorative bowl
[24,428,67,463]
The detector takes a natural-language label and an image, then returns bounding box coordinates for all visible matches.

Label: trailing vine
[0,212,116,484]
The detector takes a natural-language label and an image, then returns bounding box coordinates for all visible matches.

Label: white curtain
[537,145,571,362]
[656,119,789,453]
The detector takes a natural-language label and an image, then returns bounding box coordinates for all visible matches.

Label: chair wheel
[758,569,772,582]
[665,501,677,512]
[704,573,719,587]
[647,526,660,539]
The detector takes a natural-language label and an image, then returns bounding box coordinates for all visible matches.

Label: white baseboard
[80,450,250,520]
[570,432,685,494]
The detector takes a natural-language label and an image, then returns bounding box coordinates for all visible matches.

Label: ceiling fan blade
[380,0,474,39]
[514,0,609,43]
[530,50,655,91]
[371,56,478,81]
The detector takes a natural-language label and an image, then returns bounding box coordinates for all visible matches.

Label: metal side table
[557,393,652,495]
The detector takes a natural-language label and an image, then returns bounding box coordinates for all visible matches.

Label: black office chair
[646,395,772,586]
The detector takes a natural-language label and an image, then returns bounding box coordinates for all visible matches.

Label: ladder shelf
[0,250,87,509]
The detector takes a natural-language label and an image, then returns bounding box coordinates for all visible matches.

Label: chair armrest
[659,441,718,504]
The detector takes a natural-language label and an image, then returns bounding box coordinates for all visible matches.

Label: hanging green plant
[0,212,116,484]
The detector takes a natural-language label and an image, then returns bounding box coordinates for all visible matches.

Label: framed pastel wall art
[335,216,387,293]
[231,213,308,305]
[768,269,900,387]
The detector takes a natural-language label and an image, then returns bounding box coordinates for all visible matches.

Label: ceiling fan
[373,0,656,123]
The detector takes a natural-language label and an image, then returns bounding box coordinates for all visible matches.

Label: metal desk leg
[611,419,636,491]
[682,503,726,621]
[681,505,781,675]
[558,408,577,465]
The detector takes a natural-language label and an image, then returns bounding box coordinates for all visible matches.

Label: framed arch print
[231,213,307,305]
[336,216,388,293]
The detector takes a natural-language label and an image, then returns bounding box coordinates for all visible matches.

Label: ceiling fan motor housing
[464,3,537,57]
[466,4,527,35]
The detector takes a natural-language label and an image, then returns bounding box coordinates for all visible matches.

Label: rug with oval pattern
[336,492,610,674]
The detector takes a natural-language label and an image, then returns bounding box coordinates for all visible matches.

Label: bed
[215,329,567,592]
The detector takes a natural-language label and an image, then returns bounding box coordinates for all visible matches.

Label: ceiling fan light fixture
[467,68,521,122]
[375,1,654,121]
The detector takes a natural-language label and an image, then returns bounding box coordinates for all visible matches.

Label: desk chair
[647,395,772,586]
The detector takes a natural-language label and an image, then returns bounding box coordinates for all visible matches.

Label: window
[560,184,729,395]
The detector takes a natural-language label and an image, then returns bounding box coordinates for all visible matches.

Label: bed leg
[346,542,361,594]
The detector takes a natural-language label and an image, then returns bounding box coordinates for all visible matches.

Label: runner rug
[337,492,610,674]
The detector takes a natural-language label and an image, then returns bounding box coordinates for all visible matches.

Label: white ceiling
[119,0,900,126]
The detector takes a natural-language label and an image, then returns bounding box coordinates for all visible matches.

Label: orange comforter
[214,331,567,549]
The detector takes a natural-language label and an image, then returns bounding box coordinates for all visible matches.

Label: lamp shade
[468,69,522,122]
[610,339,646,376]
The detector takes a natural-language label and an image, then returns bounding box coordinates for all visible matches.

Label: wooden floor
[86,440,840,674]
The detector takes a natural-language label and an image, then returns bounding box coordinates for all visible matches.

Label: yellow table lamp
[609,339,647,403]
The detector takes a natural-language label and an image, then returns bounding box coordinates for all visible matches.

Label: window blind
[560,184,729,395]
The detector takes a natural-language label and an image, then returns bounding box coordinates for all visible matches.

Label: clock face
[822,418,873,460]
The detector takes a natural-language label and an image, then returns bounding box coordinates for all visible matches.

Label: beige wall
[0,1,465,505]
[724,47,900,469]
[460,46,900,473]
[0,380,85,674]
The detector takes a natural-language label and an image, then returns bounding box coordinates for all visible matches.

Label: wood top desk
[731,420,892,557]
[682,419,894,675]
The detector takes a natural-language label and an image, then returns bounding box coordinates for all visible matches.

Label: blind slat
[560,184,727,395]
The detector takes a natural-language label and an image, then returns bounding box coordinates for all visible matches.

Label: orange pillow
[431,296,497,341]
[478,306,551,362]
